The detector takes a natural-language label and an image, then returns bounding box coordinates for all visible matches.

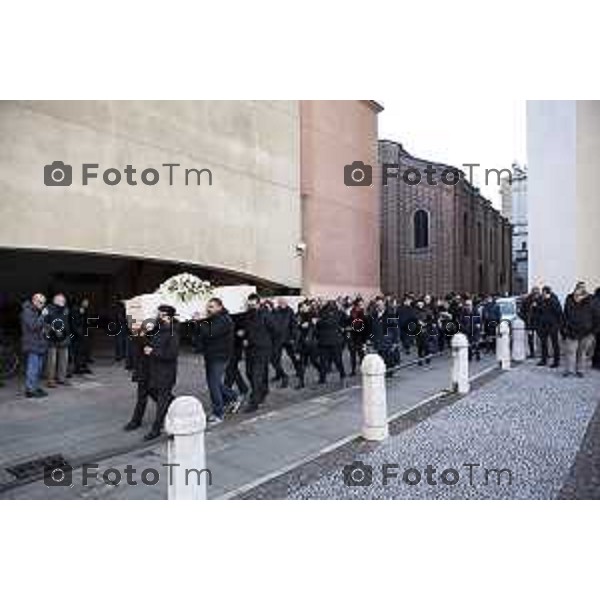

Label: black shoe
[295,380,305,390]
[537,360,547,366]
[25,390,35,398]
[34,389,48,397]
[562,372,572,378]
[242,403,259,414]
[575,371,584,378]
[550,363,559,369]
[124,421,141,431]
[81,367,93,375]
[144,429,161,441]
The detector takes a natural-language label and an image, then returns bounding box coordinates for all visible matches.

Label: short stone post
[511,318,526,362]
[165,395,207,500]
[361,353,388,441]
[496,320,511,370]
[450,333,470,394]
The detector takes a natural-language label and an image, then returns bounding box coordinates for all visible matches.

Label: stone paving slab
[257,364,600,500]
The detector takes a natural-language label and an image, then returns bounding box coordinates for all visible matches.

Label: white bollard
[496,320,511,370]
[361,353,388,441]
[165,395,208,500]
[450,333,470,394]
[511,318,526,362]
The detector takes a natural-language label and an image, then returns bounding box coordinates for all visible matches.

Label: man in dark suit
[124,304,179,441]
[194,297,238,425]
[240,294,275,413]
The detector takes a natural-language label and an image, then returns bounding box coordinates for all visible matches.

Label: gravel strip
[246,364,600,499]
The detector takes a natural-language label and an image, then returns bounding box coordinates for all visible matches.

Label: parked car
[496,296,521,323]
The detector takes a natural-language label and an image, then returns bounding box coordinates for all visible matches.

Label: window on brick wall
[414,209,429,249]
[463,213,469,256]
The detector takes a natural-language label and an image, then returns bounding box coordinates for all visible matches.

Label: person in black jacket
[316,301,346,384]
[296,300,320,385]
[348,298,369,376]
[70,297,93,375]
[520,287,541,358]
[124,304,179,441]
[537,285,562,368]
[562,282,595,377]
[369,296,397,373]
[414,299,436,365]
[397,296,417,355]
[240,294,275,413]
[44,293,71,387]
[269,298,302,389]
[194,298,238,424]
[224,312,250,397]
[459,298,481,361]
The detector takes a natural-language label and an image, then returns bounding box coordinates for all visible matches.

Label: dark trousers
[246,352,269,408]
[318,345,345,383]
[115,331,127,361]
[348,338,365,375]
[72,336,90,372]
[224,351,249,395]
[416,334,431,360]
[538,327,560,365]
[271,341,302,381]
[130,380,174,433]
[205,358,237,419]
[592,332,600,369]
[527,329,536,357]
[299,343,320,378]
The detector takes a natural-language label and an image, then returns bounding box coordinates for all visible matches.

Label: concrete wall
[300,100,381,298]
[576,101,600,292]
[527,100,600,298]
[0,101,302,288]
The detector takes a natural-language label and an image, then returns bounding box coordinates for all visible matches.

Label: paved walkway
[0,348,362,487]
[1,350,496,499]
[246,363,600,499]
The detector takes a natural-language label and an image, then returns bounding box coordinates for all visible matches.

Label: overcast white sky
[378,99,526,208]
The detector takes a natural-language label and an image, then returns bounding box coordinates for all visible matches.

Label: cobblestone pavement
[244,363,600,499]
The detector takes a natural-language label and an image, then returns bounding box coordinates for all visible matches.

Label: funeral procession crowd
[10,282,600,440]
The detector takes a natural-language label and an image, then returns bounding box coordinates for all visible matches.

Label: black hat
[157,304,176,317]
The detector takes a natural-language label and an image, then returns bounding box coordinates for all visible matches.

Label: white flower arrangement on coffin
[158,273,213,304]
[157,273,214,320]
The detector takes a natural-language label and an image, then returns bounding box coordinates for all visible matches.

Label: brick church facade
[380,139,512,298]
